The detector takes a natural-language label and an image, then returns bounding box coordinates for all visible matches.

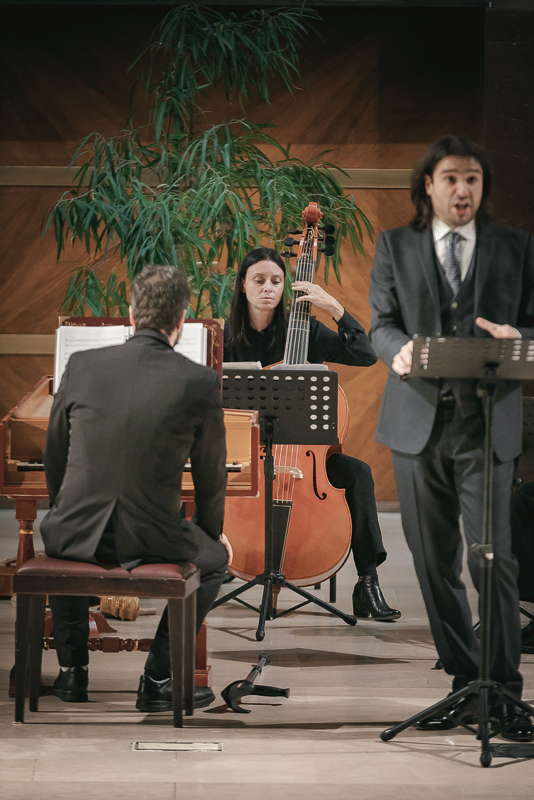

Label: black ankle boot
[352,576,401,621]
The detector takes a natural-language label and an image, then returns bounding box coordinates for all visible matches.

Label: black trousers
[511,481,534,603]
[392,400,522,696]
[326,452,387,574]
[49,526,227,675]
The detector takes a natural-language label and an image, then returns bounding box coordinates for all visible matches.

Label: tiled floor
[1,510,533,799]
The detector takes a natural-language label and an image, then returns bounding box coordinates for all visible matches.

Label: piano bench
[13,556,199,728]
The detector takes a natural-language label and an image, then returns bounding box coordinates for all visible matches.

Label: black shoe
[135,675,215,712]
[498,703,534,742]
[222,570,235,584]
[415,695,477,731]
[51,667,88,703]
[352,576,401,621]
[521,621,534,654]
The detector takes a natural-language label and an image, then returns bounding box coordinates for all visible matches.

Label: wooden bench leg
[29,595,46,712]
[15,593,30,723]
[184,592,196,717]
[168,598,184,728]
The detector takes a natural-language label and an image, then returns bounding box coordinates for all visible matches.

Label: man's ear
[176,309,186,335]
[128,305,135,328]
[424,174,433,197]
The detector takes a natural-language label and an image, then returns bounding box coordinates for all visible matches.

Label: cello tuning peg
[325,235,335,246]
[281,250,297,258]
[284,237,299,247]
[319,245,335,257]
[288,230,301,236]
[322,224,335,235]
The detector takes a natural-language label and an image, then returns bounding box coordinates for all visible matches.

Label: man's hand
[392,340,413,376]
[220,532,233,565]
[293,281,344,321]
[475,317,521,339]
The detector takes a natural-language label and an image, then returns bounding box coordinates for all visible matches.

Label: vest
[434,246,479,408]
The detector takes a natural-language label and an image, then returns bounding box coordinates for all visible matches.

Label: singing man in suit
[41,264,230,711]
[369,135,534,741]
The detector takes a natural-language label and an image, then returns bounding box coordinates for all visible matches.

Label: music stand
[380,336,534,767]
[213,367,357,641]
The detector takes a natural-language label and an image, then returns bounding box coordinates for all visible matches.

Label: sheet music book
[222,361,262,370]
[54,323,208,391]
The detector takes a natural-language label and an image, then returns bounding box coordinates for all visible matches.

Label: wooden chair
[14,556,199,728]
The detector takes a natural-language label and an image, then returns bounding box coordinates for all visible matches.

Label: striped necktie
[442,231,463,295]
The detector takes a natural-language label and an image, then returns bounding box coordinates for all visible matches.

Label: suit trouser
[511,481,534,602]
[49,528,227,673]
[326,452,387,574]
[392,400,522,696]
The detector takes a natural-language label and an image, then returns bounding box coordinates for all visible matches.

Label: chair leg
[167,598,184,728]
[183,592,196,717]
[28,596,46,712]
[15,593,30,723]
[329,574,337,603]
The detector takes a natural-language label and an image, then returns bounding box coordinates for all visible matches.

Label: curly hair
[131,265,190,334]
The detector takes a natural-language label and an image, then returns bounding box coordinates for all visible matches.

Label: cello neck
[283,224,318,365]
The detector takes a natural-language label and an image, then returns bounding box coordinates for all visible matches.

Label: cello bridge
[274,466,304,479]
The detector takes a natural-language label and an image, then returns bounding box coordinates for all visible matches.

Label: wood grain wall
[0,4,486,501]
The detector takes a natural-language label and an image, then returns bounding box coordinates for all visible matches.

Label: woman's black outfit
[224,311,401,620]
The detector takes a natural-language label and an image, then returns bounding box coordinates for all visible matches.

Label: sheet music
[223,361,262,370]
[54,322,208,392]
[54,325,131,391]
[174,324,207,365]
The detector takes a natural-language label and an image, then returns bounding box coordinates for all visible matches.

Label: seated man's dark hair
[131,265,190,334]
[410,134,493,231]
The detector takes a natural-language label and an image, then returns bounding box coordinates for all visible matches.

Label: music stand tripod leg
[281,579,356,625]
[211,574,263,610]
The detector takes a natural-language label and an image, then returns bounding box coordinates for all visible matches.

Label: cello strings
[280,225,317,501]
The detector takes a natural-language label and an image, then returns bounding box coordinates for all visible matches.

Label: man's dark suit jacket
[40,328,226,569]
[370,222,534,460]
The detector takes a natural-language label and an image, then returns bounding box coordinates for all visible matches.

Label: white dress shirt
[432,217,477,281]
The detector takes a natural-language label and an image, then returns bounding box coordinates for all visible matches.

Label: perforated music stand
[380,336,534,767]
[213,367,357,641]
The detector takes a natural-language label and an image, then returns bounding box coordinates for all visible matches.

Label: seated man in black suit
[41,264,230,710]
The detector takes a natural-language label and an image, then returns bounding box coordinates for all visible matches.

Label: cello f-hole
[305,449,327,501]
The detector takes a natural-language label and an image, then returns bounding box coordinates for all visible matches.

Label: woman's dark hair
[410,134,492,231]
[228,247,287,349]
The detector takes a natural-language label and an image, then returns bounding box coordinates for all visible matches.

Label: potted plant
[48,3,372,318]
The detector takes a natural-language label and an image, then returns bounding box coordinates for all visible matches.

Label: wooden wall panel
[0,4,486,500]
[312,189,413,502]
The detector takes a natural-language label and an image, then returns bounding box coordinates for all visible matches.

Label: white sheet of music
[53,322,208,392]
[174,324,207,365]
[54,325,131,391]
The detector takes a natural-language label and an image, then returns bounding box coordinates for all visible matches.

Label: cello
[223,202,353,591]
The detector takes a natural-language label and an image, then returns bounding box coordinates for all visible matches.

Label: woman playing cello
[224,246,401,621]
